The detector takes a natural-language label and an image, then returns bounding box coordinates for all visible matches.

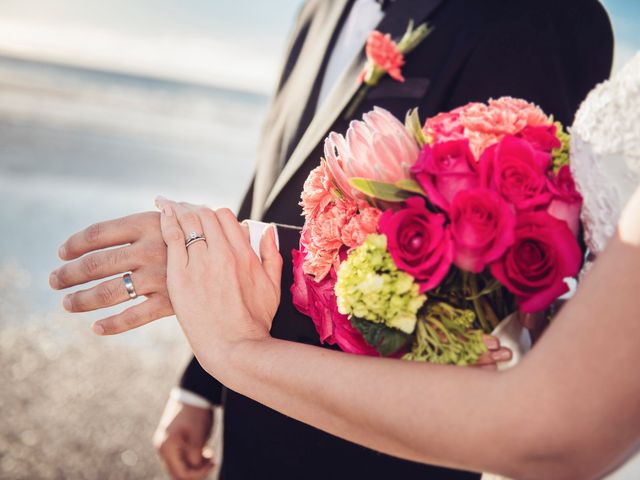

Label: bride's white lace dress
[571,52,640,480]
[484,53,640,479]
[571,53,640,262]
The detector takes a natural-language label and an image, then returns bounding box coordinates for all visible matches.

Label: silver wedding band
[122,272,137,299]
[185,231,206,248]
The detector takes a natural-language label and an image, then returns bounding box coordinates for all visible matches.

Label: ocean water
[0,54,269,315]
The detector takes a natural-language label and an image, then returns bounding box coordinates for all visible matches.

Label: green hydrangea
[552,121,571,173]
[403,302,487,366]
[335,234,426,334]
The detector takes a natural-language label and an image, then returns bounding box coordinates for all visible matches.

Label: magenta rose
[480,135,552,210]
[516,125,561,153]
[410,139,479,211]
[378,196,454,292]
[449,188,516,273]
[546,165,583,236]
[490,211,582,313]
[291,248,378,355]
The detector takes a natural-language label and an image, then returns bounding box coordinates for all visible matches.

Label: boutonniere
[344,20,431,119]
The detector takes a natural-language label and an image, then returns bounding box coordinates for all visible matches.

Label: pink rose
[490,211,582,313]
[480,135,552,210]
[516,125,561,153]
[378,196,454,292]
[411,139,479,211]
[546,165,582,236]
[449,188,516,273]
[291,248,378,356]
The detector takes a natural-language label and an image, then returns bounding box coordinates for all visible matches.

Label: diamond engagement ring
[122,272,137,299]
[185,231,206,248]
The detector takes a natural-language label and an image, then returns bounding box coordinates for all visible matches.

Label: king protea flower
[324,107,420,201]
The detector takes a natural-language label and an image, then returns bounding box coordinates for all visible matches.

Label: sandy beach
[0,263,203,479]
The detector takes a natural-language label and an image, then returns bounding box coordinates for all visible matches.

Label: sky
[0,0,637,93]
[603,0,640,70]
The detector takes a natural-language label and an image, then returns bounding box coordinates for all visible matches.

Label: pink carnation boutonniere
[345,20,431,119]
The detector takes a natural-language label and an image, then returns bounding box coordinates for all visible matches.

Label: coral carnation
[424,97,550,158]
[300,161,336,219]
[360,31,405,83]
[460,97,549,157]
[341,206,383,249]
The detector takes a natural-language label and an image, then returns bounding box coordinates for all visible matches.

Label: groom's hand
[153,396,214,480]
[50,212,173,334]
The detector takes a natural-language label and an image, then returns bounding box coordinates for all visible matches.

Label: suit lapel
[251,0,350,220]
[259,0,444,217]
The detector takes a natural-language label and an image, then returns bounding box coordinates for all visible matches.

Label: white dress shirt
[316,0,384,110]
[175,0,385,409]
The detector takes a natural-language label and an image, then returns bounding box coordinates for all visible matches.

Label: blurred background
[0,1,638,478]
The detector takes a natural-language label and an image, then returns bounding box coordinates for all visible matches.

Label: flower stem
[480,297,500,330]
[468,274,490,332]
[343,85,370,120]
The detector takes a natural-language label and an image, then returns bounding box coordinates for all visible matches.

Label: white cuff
[170,387,212,409]
[243,220,280,259]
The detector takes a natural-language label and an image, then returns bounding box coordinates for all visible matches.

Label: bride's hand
[156,198,282,373]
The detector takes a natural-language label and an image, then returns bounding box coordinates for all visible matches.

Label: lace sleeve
[570,53,640,256]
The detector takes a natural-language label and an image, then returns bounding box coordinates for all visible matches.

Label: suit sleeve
[179,356,224,405]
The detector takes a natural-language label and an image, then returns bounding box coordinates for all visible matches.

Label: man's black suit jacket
[180,1,613,478]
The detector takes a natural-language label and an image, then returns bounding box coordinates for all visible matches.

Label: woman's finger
[260,225,283,291]
[482,334,500,351]
[193,207,228,256]
[215,208,255,263]
[474,347,512,368]
[160,204,188,271]
[490,347,512,363]
[154,195,172,211]
[172,202,208,258]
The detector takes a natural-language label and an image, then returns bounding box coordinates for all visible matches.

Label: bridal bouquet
[291,98,582,364]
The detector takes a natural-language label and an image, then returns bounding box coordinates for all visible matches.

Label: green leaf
[397,21,432,55]
[395,178,426,196]
[350,317,411,357]
[404,108,428,147]
[349,178,412,202]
